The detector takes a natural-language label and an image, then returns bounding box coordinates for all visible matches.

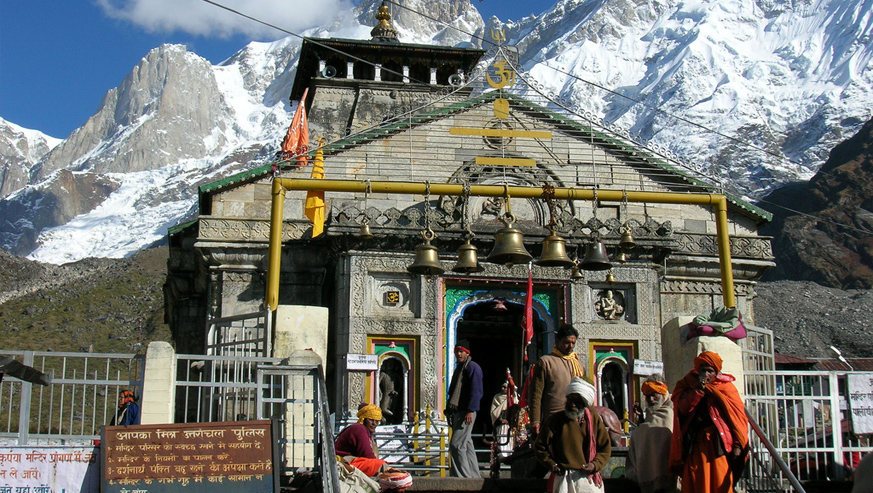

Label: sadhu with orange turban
[626,375,678,493]
[669,351,748,492]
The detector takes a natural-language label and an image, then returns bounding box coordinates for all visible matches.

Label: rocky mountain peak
[1,0,872,264]
[762,116,873,288]
[31,44,231,182]
[0,118,60,198]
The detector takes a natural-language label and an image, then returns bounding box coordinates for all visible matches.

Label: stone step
[406,477,641,492]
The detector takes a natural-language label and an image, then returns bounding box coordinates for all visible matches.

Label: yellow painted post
[264,179,738,310]
[442,410,450,478]
[412,410,420,468]
[713,196,736,308]
[423,405,431,475]
[266,179,286,311]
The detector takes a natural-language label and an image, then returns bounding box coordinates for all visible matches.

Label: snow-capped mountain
[0,118,62,198]
[1,0,871,264]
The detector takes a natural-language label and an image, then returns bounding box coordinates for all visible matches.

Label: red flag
[522,261,534,361]
[280,88,309,167]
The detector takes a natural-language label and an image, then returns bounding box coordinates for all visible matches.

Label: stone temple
[164,3,773,429]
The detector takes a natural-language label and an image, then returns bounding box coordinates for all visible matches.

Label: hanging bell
[615,251,627,263]
[535,229,575,268]
[619,226,636,251]
[357,221,374,239]
[453,239,485,273]
[580,238,611,271]
[605,270,616,283]
[486,214,532,268]
[570,261,585,281]
[407,230,445,276]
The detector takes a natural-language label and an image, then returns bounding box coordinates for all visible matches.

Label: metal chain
[462,182,472,237]
[542,183,557,229]
[424,181,431,232]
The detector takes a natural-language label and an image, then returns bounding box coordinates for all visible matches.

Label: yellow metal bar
[475,157,536,167]
[713,196,736,308]
[268,178,736,308]
[266,179,286,311]
[449,127,552,139]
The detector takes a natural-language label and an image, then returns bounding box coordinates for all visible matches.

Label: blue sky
[0,0,552,140]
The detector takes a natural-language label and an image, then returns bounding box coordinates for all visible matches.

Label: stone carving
[674,232,773,258]
[200,217,305,242]
[594,289,625,321]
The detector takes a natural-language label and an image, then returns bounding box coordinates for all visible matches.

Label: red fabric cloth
[669,370,749,491]
[585,407,604,488]
[523,263,534,361]
[335,423,377,459]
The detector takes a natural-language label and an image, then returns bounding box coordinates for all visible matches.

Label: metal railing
[744,370,873,489]
[0,350,144,445]
[744,408,806,493]
[173,353,341,487]
[206,309,272,358]
[174,353,282,424]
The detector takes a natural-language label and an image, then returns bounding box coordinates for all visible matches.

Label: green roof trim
[196,90,770,222]
[199,162,274,196]
[167,219,198,236]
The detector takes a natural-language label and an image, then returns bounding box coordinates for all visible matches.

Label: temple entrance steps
[406,477,642,492]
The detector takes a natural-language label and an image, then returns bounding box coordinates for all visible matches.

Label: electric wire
[198,0,871,236]
[383,0,858,187]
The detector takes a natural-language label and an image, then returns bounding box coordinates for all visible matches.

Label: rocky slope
[0,247,171,353]
[752,280,873,358]
[1,245,867,358]
[761,116,873,289]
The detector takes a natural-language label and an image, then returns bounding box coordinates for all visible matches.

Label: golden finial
[371,1,399,41]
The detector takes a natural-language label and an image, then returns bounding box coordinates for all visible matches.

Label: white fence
[745,370,873,484]
[205,309,272,358]
[0,350,144,445]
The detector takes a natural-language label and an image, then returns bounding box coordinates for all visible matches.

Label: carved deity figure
[595,290,625,320]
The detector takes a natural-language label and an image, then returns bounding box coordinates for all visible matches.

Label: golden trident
[490,27,505,43]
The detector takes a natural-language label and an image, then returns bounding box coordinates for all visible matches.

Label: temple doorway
[455,297,544,437]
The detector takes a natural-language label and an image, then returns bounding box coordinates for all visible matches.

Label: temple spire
[370,1,399,42]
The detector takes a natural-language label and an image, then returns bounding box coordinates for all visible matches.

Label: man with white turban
[335,403,388,476]
[534,377,612,492]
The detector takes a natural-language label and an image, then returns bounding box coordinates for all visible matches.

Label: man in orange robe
[669,351,749,492]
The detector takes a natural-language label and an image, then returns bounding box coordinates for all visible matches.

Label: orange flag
[281,88,309,167]
[305,139,326,237]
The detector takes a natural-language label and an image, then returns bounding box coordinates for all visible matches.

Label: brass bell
[486,214,532,268]
[580,238,611,271]
[453,239,484,273]
[535,229,574,268]
[407,230,445,276]
[605,270,616,283]
[615,251,627,263]
[619,226,636,251]
[570,261,585,281]
[358,221,374,239]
